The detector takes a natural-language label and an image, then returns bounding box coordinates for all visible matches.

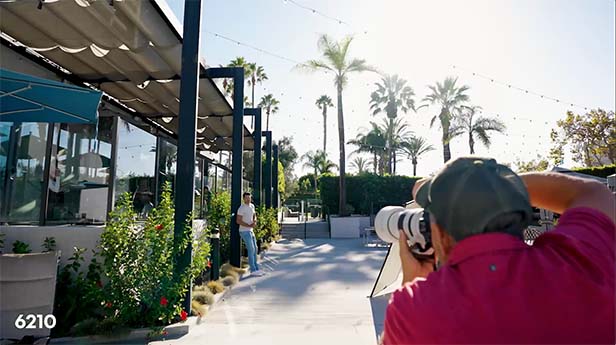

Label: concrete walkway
[151,239,388,345]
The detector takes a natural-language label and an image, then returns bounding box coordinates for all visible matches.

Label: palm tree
[258,94,280,131]
[369,74,416,174]
[302,150,336,194]
[247,63,268,108]
[348,123,386,175]
[453,105,506,154]
[224,57,252,96]
[299,35,375,215]
[315,95,334,153]
[420,77,470,163]
[402,136,435,176]
[376,117,412,175]
[350,156,371,174]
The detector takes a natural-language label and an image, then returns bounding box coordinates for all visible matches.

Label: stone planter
[0,251,60,341]
[329,216,365,238]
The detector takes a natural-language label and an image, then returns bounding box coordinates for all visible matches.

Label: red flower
[162,330,168,336]
[180,310,188,321]
[96,280,103,288]
[160,296,168,306]
[105,302,112,308]
[155,224,164,230]
[207,261,212,268]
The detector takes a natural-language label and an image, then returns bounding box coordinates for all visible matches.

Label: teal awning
[0,68,102,124]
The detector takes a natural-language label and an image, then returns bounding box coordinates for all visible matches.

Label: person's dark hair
[243,192,251,197]
[481,211,529,239]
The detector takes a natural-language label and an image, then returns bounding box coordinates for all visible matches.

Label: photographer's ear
[430,217,456,265]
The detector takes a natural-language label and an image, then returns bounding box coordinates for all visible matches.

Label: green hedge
[319,174,421,216]
[572,165,615,178]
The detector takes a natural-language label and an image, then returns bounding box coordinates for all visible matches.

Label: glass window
[4,122,49,223]
[0,122,12,214]
[157,139,177,201]
[46,117,113,224]
[114,118,156,219]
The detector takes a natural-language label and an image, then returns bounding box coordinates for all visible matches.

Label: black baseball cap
[415,157,532,241]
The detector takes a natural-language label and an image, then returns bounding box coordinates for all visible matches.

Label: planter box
[0,251,60,340]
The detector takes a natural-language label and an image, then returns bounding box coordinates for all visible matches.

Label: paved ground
[151,238,388,345]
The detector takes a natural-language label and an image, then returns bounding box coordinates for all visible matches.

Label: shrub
[98,182,210,329]
[12,240,31,254]
[220,275,238,287]
[220,263,244,279]
[572,164,615,178]
[254,206,280,243]
[319,175,421,215]
[192,289,215,305]
[206,192,231,263]
[191,300,208,317]
[207,280,225,294]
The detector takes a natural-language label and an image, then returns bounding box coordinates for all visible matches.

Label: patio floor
[150,238,388,345]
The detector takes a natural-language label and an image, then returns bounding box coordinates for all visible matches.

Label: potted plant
[0,236,60,343]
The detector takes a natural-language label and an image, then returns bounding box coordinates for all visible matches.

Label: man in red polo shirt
[382,157,615,344]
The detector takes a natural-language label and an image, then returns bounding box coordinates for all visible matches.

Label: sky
[166,0,615,178]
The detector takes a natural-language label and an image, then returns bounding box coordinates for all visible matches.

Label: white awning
[0,0,254,152]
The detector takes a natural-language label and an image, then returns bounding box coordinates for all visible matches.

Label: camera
[374,202,434,258]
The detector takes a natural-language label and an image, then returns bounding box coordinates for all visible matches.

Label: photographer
[382,157,615,344]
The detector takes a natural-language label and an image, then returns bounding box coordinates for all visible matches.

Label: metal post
[245,108,262,206]
[39,123,54,225]
[173,0,202,314]
[210,229,220,281]
[229,68,245,268]
[273,143,279,209]
[263,131,272,208]
[106,115,119,219]
[1,123,19,221]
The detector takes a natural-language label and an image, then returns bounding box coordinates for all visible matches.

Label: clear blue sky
[167,0,615,177]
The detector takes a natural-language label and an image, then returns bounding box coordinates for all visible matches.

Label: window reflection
[46,118,112,224]
[4,123,48,223]
[157,139,177,201]
[114,118,156,219]
[0,122,11,214]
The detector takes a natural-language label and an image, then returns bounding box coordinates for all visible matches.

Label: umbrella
[0,68,102,124]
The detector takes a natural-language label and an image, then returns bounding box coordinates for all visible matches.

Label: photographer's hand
[399,230,434,284]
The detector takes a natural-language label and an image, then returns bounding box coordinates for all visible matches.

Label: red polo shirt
[383,207,615,344]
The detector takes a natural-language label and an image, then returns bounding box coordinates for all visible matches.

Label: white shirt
[237,203,256,232]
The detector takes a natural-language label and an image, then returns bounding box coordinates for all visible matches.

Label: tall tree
[369,74,416,174]
[515,156,549,173]
[299,35,375,215]
[420,77,470,162]
[224,57,252,96]
[316,95,334,153]
[350,156,371,174]
[258,94,280,131]
[277,136,298,169]
[401,136,435,176]
[452,105,506,154]
[348,123,387,175]
[551,109,615,166]
[247,63,268,108]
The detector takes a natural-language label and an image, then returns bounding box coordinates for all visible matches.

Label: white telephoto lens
[374,206,404,243]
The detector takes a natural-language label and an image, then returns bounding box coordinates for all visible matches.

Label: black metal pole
[273,143,279,209]
[39,123,54,225]
[245,108,262,207]
[263,131,272,208]
[173,0,202,314]
[229,68,245,268]
[106,115,119,220]
[210,230,220,281]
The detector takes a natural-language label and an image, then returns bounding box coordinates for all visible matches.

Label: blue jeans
[239,230,259,272]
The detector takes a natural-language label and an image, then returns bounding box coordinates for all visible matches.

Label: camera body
[374,201,434,258]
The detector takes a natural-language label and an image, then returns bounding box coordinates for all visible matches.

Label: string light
[283,0,351,27]
[452,65,591,111]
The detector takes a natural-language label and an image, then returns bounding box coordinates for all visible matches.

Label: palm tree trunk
[393,151,397,175]
[469,133,475,155]
[443,127,451,163]
[336,85,347,216]
[314,168,318,195]
[373,152,377,174]
[323,107,327,153]
[266,111,270,131]
[412,161,417,177]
